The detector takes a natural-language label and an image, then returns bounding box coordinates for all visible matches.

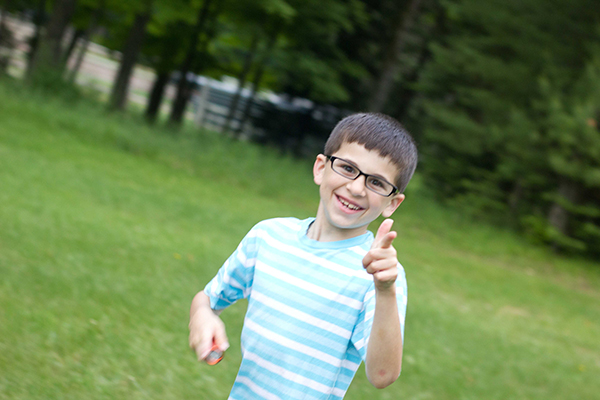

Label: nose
[346,175,367,197]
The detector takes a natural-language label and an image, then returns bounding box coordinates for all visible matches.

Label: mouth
[336,195,364,212]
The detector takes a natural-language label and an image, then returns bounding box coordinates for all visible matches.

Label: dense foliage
[413,0,600,256]
[2,0,600,257]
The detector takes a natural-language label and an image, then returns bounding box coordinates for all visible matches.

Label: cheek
[372,198,392,214]
[320,173,343,191]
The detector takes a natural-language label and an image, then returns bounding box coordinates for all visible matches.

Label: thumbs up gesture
[362,219,398,291]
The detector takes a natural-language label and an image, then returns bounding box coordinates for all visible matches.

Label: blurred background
[0,0,599,399]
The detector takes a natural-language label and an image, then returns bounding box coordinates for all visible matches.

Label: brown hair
[324,113,417,193]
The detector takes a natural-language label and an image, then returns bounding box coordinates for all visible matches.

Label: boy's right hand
[189,291,229,362]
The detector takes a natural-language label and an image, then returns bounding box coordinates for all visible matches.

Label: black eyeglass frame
[325,155,399,197]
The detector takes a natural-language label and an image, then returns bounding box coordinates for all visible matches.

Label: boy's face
[312,142,405,240]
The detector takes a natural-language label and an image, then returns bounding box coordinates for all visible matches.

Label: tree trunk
[222,33,259,134]
[143,31,181,123]
[393,32,433,122]
[548,177,580,249]
[169,0,212,125]
[62,28,83,66]
[25,0,47,77]
[66,30,92,83]
[235,31,277,137]
[108,7,151,111]
[145,71,170,123]
[66,3,104,83]
[367,0,423,113]
[235,64,264,137]
[27,0,77,81]
[508,181,523,212]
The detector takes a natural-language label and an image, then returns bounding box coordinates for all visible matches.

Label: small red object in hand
[205,344,224,365]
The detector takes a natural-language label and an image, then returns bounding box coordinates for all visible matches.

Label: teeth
[339,197,361,210]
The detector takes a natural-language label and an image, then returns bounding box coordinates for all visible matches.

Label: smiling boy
[189,113,418,399]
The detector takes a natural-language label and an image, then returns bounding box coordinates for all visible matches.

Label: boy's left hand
[362,219,398,291]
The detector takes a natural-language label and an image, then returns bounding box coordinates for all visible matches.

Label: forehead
[331,142,399,181]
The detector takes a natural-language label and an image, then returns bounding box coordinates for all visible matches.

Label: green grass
[0,79,599,400]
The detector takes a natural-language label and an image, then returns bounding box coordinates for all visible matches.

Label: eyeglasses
[326,155,398,197]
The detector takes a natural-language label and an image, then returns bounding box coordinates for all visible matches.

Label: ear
[382,193,405,218]
[313,154,327,185]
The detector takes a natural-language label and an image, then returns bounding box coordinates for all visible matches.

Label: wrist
[375,283,396,296]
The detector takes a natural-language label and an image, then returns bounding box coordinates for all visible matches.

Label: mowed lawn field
[1,81,599,400]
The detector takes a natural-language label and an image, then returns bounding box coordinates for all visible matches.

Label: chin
[329,217,372,232]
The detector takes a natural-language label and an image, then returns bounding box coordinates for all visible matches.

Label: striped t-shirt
[204,217,408,400]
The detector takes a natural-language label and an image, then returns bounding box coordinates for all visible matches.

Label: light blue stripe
[247,308,349,356]
[251,276,360,323]
[251,267,362,322]
[242,333,350,386]
[257,243,370,297]
[253,283,358,330]
[237,359,329,400]
[241,328,343,376]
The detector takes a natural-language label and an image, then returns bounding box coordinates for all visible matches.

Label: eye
[368,177,385,188]
[339,162,357,175]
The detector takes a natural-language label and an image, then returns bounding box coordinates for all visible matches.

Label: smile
[337,195,363,211]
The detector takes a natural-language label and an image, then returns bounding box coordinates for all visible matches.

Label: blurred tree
[24,0,47,77]
[108,0,152,111]
[64,0,106,83]
[522,63,600,254]
[366,0,423,112]
[414,0,600,256]
[140,0,205,122]
[143,21,185,123]
[221,32,259,133]
[61,27,83,65]
[232,29,278,137]
[219,0,294,134]
[272,0,365,105]
[26,0,77,83]
[168,0,215,124]
[330,0,440,120]
[240,0,368,154]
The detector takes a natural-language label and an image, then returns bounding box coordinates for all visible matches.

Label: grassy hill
[0,80,599,400]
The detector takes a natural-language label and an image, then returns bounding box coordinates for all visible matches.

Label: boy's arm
[362,219,403,388]
[189,291,230,361]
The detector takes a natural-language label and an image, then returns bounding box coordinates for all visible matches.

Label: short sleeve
[203,226,261,310]
[350,263,408,362]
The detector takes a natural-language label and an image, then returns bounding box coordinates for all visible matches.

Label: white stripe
[244,351,334,394]
[251,291,352,339]
[274,217,303,232]
[233,376,281,400]
[257,261,363,310]
[246,348,348,398]
[364,289,375,303]
[234,250,256,270]
[348,245,369,257]
[245,318,343,366]
[353,336,365,351]
[235,249,247,266]
[263,231,371,280]
[341,358,360,370]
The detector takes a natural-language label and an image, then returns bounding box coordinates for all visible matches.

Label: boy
[189,113,418,399]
